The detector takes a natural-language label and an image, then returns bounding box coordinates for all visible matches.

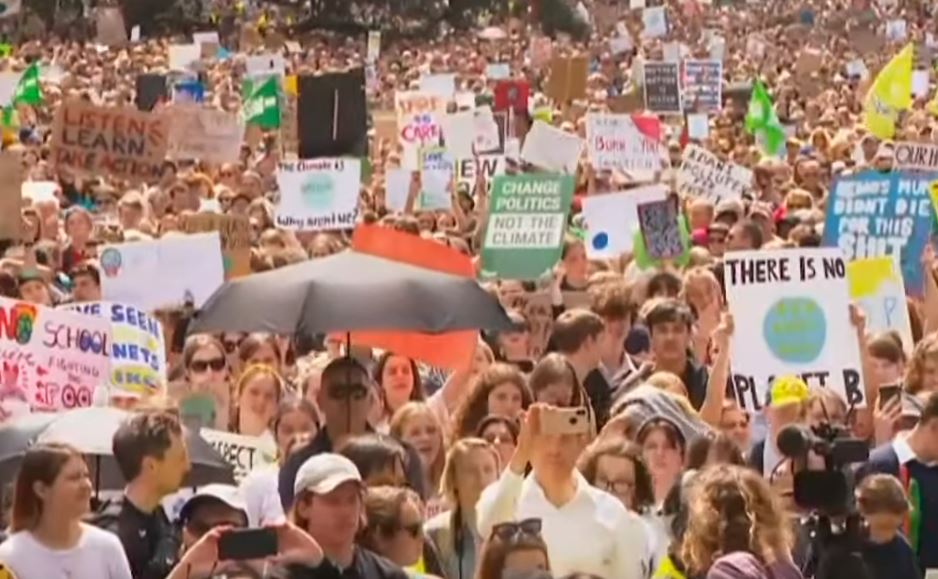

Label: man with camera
[476,403,649,579]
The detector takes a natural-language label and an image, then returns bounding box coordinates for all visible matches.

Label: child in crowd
[856,474,922,579]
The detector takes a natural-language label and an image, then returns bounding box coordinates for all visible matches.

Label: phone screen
[217,528,278,561]
[879,384,901,410]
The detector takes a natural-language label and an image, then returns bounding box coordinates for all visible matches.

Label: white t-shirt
[0,523,132,579]
[240,465,286,527]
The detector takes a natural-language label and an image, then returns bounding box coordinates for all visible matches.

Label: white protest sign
[585,113,662,175]
[192,31,220,46]
[367,30,381,62]
[485,63,511,80]
[610,35,633,56]
[395,91,447,170]
[276,158,360,231]
[0,73,17,107]
[385,168,412,212]
[894,142,938,172]
[724,248,866,412]
[60,301,167,396]
[130,26,140,42]
[168,105,244,164]
[912,70,930,99]
[0,297,111,422]
[419,147,453,210]
[885,19,907,42]
[442,110,475,158]
[846,59,869,80]
[521,120,584,174]
[22,181,59,203]
[100,233,224,311]
[420,73,456,100]
[246,54,286,79]
[200,428,277,482]
[630,0,645,8]
[687,113,709,140]
[456,155,507,193]
[642,6,667,38]
[473,107,501,154]
[847,257,913,354]
[677,144,753,203]
[581,185,667,258]
[168,44,201,71]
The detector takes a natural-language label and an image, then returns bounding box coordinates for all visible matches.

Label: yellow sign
[930,180,938,218]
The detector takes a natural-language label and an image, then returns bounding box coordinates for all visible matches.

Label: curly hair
[904,333,938,395]
[450,363,532,440]
[577,439,655,513]
[681,465,793,575]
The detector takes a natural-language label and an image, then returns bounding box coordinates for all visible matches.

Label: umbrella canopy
[190,250,512,335]
[0,408,234,488]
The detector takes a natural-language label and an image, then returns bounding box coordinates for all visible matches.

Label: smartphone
[217,528,278,561]
[879,384,901,410]
[540,406,590,436]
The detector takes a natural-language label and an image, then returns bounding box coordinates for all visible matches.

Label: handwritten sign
[725,249,865,412]
[642,62,682,114]
[61,302,167,396]
[276,158,361,231]
[846,257,913,354]
[50,99,169,183]
[682,60,722,112]
[677,145,753,203]
[168,105,243,164]
[395,92,447,170]
[0,298,111,422]
[585,113,662,175]
[200,428,276,482]
[894,142,938,172]
[181,213,251,279]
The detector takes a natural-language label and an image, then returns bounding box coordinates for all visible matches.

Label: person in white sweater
[477,404,651,579]
[0,443,132,579]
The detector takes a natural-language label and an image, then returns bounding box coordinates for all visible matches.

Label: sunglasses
[327,383,369,400]
[189,357,226,373]
[492,518,542,542]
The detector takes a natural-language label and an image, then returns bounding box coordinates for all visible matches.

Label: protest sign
[481,174,574,279]
[0,153,22,240]
[168,44,200,71]
[200,428,277,482]
[585,113,662,174]
[642,6,667,38]
[894,142,938,172]
[822,171,934,296]
[246,54,286,79]
[419,147,453,210]
[455,155,507,194]
[61,302,167,395]
[580,185,668,259]
[547,56,588,103]
[520,120,584,174]
[0,298,111,421]
[180,213,251,279]
[95,7,127,47]
[276,158,361,231]
[682,60,722,112]
[173,81,204,104]
[420,73,456,99]
[643,62,682,114]
[846,257,913,354]
[169,380,230,431]
[687,113,709,140]
[384,168,412,212]
[367,31,381,62]
[395,91,447,169]
[677,145,753,203]
[638,199,685,260]
[167,105,243,164]
[50,99,170,183]
[494,81,530,113]
[724,249,866,412]
[100,233,225,311]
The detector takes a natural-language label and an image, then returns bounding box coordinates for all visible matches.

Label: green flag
[243,76,281,129]
[13,62,41,106]
[744,80,785,156]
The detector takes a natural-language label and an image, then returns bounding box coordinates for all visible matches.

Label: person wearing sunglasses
[477,404,649,579]
[475,519,551,579]
[183,335,230,390]
[358,486,431,576]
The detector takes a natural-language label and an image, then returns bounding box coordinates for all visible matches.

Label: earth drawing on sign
[762,297,826,364]
[300,173,335,210]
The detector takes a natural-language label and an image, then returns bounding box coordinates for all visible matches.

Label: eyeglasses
[492,518,542,542]
[189,357,226,373]
[599,478,635,496]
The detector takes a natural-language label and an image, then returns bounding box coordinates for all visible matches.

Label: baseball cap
[179,484,248,524]
[769,376,810,408]
[294,453,363,497]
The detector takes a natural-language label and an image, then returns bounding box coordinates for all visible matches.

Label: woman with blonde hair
[682,465,802,579]
[230,364,285,438]
[904,333,938,395]
[390,402,446,516]
[425,438,501,579]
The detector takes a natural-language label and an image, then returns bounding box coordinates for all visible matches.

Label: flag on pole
[242,76,281,129]
[863,43,913,139]
[744,79,785,156]
[13,62,41,106]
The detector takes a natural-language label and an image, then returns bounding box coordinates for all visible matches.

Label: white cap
[179,484,247,522]
[293,453,362,497]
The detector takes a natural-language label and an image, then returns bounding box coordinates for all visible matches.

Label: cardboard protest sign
[638,199,685,260]
[50,99,170,183]
[643,62,682,114]
[419,147,453,210]
[520,120,584,174]
[100,233,225,311]
[200,428,276,482]
[480,174,574,280]
[682,60,722,112]
[167,105,243,164]
[0,153,22,240]
[846,257,913,354]
[677,145,753,203]
[61,302,167,396]
[0,298,111,421]
[297,70,367,160]
[547,56,588,103]
[276,158,360,231]
[96,7,127,47]
[395,91,447,170]
[586,113,662,175]
[894,142,938,172]
[581,185,668,259]
[180,213,251,279]
[822,171,934,296]
[724,249,866,412]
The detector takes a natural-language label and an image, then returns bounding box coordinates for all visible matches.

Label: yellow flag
[864,43,914,139]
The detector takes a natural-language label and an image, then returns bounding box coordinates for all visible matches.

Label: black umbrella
[190,250,512,335]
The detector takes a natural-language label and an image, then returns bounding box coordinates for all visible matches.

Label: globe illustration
[300,173,335,210]
[762,297,826,364]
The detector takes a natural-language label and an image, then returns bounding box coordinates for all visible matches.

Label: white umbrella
[36,407,129,455]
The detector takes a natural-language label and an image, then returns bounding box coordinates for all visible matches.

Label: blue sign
[174,81,204,104]
[823,170,935,296]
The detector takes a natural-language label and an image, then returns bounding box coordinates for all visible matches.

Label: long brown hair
[11,443,83,532]
[451,363,532,439]
[905,333,938,394]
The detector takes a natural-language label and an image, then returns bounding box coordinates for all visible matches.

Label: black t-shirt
[862,535,923,579]
[115,497,179,579]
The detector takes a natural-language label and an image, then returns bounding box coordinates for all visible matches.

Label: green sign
[481,174,574,280]
[242,76,281,129]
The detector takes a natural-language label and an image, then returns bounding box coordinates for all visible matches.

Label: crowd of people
[0,0,937,578]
